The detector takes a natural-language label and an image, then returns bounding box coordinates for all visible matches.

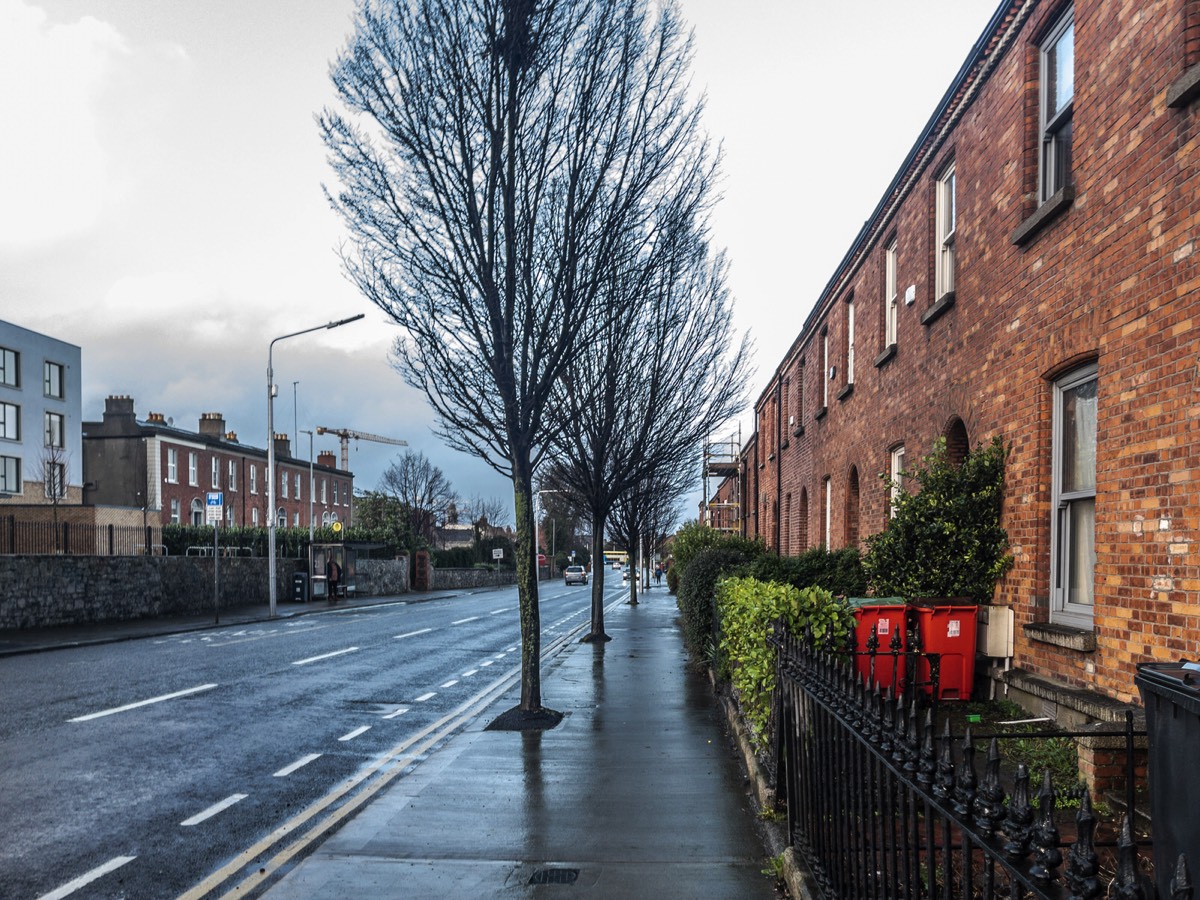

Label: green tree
[863,436,1013,603]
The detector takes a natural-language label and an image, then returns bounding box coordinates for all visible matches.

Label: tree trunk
[582,507,611,642]
[512,472,542,710]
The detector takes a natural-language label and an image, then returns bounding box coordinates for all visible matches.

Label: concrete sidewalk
[263,596,778,899]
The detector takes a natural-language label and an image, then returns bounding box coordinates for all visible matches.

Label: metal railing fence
[770,623,1191,899]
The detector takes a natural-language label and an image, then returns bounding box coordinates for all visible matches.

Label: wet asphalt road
[1,581,608,899]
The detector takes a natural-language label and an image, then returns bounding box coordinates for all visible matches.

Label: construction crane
[316,426,408,470]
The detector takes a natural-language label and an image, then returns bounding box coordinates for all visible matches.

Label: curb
[710,668,821,900]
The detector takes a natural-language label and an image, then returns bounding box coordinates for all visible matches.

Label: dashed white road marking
[339,726,371,742]
[462,669,478,678]
[382,706,409,719]
[440,679,458,688]
[395,628,432,640]
[69,684,218,723]
[181,794,248,827]
[37,855,136,900]
[452,616,479,625]
[292,647,358,666]
[490,607,510,615]
[414,692,436,702]
[480,660,494,667]
[274,754,322,777]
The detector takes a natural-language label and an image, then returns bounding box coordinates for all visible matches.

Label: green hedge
[676,546,751,662]
[716,577,855,750]
[745,545,867,597]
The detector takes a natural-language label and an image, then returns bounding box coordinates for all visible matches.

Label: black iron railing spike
[1108,814,1153,899]
[973,737,1006,838]
[917,708,936,787]
[934,718,954,801]
[952,725,978,818]
[1171,853,1193,900]
[1029,769,1063,885]
[1064,787,1101,900]
[1003,762,1034,861]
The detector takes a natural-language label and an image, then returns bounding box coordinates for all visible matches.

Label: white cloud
[0,1,128,249]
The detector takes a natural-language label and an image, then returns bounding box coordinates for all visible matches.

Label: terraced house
[730,0,1200,720]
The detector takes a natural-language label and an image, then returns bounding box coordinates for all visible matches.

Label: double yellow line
[181,595,622,899]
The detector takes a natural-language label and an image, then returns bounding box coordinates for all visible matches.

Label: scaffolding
[702,429,741,533]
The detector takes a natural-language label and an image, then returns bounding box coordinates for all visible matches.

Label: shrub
[717,577,856,750]
[864,436,1013,603]
[671,521,763,578]
[666,564,680,595]
[746,545,867,597]
[677,546,751,660]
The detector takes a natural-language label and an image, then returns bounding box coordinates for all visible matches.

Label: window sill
[1012,185,1074,247]
[792,425,805,438]
[780,439,789,451]
[1023,621,1097,653]
[874,343,897,368]
[1167,61,1200,108]
[921,291,956,326]
[814,406,828,421]
[837,383,854,402]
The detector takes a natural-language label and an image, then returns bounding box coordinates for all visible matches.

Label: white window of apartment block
[935,163,956,299]
[1051,363,1097,627]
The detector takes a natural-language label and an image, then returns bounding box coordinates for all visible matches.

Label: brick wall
[744,0,1200,708]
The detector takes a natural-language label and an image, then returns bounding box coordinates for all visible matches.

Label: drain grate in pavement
[528,868,580,885]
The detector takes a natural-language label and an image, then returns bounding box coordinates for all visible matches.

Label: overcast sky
[0,0,998,526]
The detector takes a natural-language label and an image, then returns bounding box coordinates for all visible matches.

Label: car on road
[564,565,588,585]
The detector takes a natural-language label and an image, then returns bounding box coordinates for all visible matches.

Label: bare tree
[35,444,70,553]
[322,0,712,725]
[378,450,456,545]
[547,197,751,641]
[610,466,690,605]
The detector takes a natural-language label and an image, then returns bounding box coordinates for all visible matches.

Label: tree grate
[528,868,580,885]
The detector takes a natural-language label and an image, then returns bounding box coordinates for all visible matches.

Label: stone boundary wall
[0,556,412,629]
[431,567,516,590]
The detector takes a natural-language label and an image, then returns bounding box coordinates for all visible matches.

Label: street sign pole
[207,492,223,622]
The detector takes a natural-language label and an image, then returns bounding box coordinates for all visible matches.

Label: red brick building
[728,0,1200,715]
[84,396,354,529]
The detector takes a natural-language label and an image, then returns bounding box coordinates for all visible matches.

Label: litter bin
[848,598,908,694]
[292,572,308,603]
[910,604,978,700]
[1135,661,1200,898]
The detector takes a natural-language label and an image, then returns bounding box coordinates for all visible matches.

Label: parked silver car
[564,565,588,585]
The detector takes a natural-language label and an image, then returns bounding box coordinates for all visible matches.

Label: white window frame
[293,511,300,527]
[294,472,302,499]
[1039,9,1074,203]
[277,507,287,528]
[823,476,832,548]
[885,240,899,347]
[889,445,906,517]
[1050,363,1097,628]
[250,464,257,494]
[44,411,65,449]
[321,478,328,503]
[167,448,178,483]
[188,452,198,486]
[211,458,220,489]
[252,507,260,526]
[170,498,181,524]
[228,459,237,492]
[821,331,830,408]
[191,498,203,526]
[935,163,956,299]
[281,469,289,500]
[845,296,855,386]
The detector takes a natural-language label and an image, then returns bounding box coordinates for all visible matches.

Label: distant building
[83,396,354,528]
[0,319,82,504]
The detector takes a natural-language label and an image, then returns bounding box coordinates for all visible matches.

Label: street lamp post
[299,429,315,546]
[267,314,363,616]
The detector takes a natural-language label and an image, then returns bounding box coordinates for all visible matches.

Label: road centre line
[339,726,371,742]
[451,616,479,625]
[480,660,494,667]
[37,855,137,900]
[414,692,436,702]
[440,679,458,688]
[489,607,510,615]
[274,754,322,777]
[292,647,358,666]
[382,706,409,719]
[69,684,217,723]
[394,628,432,640]
[462,669,478,677]
[181,794,248,827]
[183,595,626,900]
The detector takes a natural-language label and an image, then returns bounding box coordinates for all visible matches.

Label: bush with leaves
[671,521,763,580]
[677,546,751,661]
[746,545,867,597]
[717,577,855,750]
[864,436,1013,603]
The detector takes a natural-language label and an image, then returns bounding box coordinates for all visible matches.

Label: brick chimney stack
[274,433,291,459]
[317,451,337,469]
[199,412,226,437]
